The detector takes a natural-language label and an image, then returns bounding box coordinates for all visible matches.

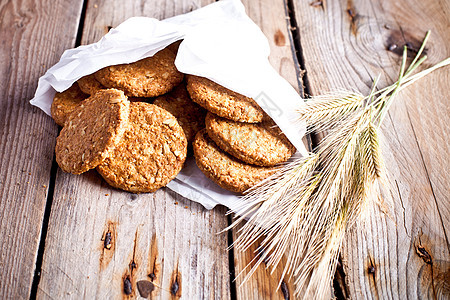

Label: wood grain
[230,0,305,299]
[36,1,234,299]
[38,172,230,299]
[0,0,84,298]
[232,223,297,300]
[291,0,449,298]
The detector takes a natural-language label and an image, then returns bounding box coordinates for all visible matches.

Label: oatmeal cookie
[97,102,187,193]
[51,83,88,126]
[153,83,206,143]
[193,129,277,193]
[205,113,295,166]
[77,73,104,95]
[55,89,130,174]
[94,48,183,97]
[167,40,182,54]
[186,75,267,123]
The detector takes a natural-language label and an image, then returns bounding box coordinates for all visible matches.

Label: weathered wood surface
[36,1,233,299]
[292,0,449,298]
[0,0,84,298]
[1,0,448,298]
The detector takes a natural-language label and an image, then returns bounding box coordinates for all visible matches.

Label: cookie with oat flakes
[97,102,187,193]
[55,89,130,174]
[193,129,277,193]
[94,48,183,97]
[186,75,268,123]
[205,112,295,167]
[77,73,104,95]
[51,82,88,126]
[154,83,206,144]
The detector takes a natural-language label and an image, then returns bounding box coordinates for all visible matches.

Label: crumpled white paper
[30,0,307,210]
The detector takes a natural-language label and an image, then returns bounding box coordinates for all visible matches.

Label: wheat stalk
[228,31,449,299]
[297,91,365,133]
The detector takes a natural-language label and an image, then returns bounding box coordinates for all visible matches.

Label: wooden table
[1,0,448,299]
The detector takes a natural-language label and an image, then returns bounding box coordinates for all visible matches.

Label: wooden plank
[0,0,85,298]
[231,0,305,299]
[291,0,449,298]
[36,1,233,299]
[232,223,297,300]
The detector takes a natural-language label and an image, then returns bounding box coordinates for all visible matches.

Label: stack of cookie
[51,44,294,194]
[51,46,205,193]
[186,75,295,193]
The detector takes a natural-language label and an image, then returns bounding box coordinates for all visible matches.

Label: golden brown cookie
[97,102,187,193]
[193,129,277,193]
[50,83,88,126]
[153,83,206,144]
[55,89,130,175]
[94,48,184,97]
[77,74,104,95]
[167,40,182,54]
[186,75,267,123]
[205,113,295,166]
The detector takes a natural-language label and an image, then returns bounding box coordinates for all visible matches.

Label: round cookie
[205,113,295,166]
[193,129,278,193]
[94,48,184,97]
[186,75,267,123]
[77,73,104,95]
[55,89,130,174]
[154,83,206,143]
[51,83,88,126]
[97,102,187,193]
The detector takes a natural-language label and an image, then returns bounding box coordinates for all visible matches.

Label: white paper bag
[30,0,307,211]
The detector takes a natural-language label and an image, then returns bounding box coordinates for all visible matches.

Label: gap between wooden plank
[75,0,90,47]
[284,0,349,298]
[29,157,58,299]
[227,215,238,300]
[285,0,313,99]
[28,0,90,298]
[284,0,315,155]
